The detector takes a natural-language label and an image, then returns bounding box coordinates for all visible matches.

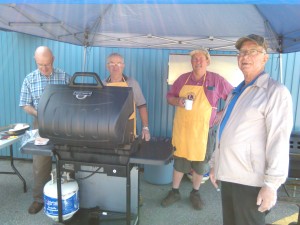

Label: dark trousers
[221,181,267,225]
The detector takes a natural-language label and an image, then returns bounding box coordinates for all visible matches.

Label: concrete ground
[0,159,298,225]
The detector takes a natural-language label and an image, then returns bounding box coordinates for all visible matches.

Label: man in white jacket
[209,34,293,225]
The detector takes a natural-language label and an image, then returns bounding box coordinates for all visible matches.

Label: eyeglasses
[107,62,124,67]
[237,49,266,57]
[37,63,52,68]
[191,58,206,62]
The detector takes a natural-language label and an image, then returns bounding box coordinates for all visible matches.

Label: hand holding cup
[184,99,193,110]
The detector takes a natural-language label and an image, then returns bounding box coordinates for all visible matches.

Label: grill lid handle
[69,72,104,89]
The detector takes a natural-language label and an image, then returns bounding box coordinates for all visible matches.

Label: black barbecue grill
[38,72,138,224]
[38,72,144,165]
[38,72,136,151]
[21,72,173,225]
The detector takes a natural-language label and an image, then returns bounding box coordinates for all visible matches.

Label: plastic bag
[20,129,39,149]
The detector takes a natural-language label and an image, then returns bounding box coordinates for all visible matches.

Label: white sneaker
[201,172,209,183]
[187,172,209,183]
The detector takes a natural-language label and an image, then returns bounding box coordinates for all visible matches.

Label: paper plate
[2,123,30,136]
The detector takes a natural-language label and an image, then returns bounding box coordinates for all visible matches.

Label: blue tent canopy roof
[1,0,300,3]
[0,3,300,53]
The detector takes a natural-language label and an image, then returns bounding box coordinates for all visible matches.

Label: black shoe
[190,191,203,210]
[161,190,181,207]
[28,201,44,214]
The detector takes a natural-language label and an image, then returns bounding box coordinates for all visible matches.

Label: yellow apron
[172,73,212,161]
[106,77,137,136]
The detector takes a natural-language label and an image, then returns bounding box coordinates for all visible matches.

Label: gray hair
[189,48,211,65]
[107,53,124,63]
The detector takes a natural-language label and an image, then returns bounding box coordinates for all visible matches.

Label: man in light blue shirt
[19,46,71,214]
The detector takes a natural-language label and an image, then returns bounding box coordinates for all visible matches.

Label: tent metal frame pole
[82,46,87,72]
[279,53,283,83]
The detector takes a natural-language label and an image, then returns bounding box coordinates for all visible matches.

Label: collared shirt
[103,75,146,108]
[218,71,265,140]
[167,71,233,127]
[19,68,71,110]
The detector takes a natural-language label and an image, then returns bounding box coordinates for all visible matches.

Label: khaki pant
[32,155,52,202]
[32,119,52,203]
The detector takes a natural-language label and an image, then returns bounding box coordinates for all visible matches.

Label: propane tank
[43,170,79,221]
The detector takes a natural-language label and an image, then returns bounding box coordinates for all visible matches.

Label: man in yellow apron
[104,53,150,141]
[161,49,233,210]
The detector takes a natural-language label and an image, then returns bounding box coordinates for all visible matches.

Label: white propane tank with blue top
[43,170,79,221]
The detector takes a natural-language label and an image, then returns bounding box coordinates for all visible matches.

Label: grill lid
[38,72,135,149]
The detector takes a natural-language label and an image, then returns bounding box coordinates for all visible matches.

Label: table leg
[9,145,27,192]
[126,163,131,225]
[136,166,141,225]
[0,144,27,192]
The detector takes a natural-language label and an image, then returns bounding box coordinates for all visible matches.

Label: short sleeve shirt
[104,75,146,107]
[167,71,233,127]
[19,68,71,110]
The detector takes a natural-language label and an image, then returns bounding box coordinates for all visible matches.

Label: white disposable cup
[185,99,193,110]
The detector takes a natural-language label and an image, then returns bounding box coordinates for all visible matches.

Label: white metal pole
[82,45,87,72]
[279,53,283,83]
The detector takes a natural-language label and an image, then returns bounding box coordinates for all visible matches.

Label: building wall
[1,31,299,158]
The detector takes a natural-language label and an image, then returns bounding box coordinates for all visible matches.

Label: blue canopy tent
[0,2,300,53]
[1,1,300,77]
[0,1,299,125]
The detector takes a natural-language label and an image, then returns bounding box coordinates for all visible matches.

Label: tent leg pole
[82,45,87,72]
